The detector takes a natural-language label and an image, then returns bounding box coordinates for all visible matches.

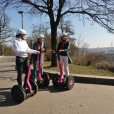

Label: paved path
[0,56,114,114]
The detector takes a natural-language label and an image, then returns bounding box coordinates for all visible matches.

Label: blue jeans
[33,60,43,78]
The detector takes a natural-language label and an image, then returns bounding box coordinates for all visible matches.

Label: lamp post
[18,11,24,29]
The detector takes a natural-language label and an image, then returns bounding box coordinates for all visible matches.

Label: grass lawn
[44,61,114,77]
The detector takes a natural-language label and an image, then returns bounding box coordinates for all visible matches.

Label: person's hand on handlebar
[59,49,64,52]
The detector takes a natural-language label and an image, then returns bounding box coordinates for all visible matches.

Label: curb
[44,70,114,86]
[0,56,4,58]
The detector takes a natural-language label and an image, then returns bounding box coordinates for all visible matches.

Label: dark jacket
[57,41,69,56]
[32,41,46,61]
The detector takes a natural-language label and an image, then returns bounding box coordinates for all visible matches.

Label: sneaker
[34,78,37,82]
[59,78,63,83]
[29,90,33,93]
[26,89,33,93]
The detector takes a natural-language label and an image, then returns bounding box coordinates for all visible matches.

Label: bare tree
[1,0,114,66]
[59,19,75,35]
[0,12,14,44]
[31,23,51,48]
[32,23,49,37]
[73,36,89,65]
[76,36,89,53]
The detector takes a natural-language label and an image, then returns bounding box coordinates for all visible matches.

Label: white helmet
[62,32,68,36]
[16,29,27,35]
[38,34,45,39]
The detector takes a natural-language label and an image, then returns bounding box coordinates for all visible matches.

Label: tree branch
[22,0,48,14]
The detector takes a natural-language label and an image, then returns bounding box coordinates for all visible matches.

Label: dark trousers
[16,56,28,87]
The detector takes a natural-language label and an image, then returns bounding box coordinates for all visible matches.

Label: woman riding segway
[52,32,74,90]
[32,34,50,88]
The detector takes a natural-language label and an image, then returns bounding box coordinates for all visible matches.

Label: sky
[6,8,114,48]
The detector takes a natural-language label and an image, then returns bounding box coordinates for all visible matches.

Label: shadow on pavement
[0,86,68,107]
[0,88,17,107]
[0,69,15,73]
[48,85,67,93]
[38,87,49,91]
[34,85,67,93]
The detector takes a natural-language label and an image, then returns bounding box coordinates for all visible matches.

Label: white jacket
[13,38,37,57]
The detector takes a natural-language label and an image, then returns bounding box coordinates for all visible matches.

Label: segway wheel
[43,73,50,87]
[66,76,75,90]
[11,85,26,103]
[38,73,50,88]
[30,79,38,95]
[52,74,59,88]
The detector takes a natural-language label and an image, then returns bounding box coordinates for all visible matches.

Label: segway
[11,57,38,103]
[52,53,75,90]
[36,44,50,88]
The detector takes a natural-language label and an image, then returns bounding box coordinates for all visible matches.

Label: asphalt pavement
[0,56,114,114]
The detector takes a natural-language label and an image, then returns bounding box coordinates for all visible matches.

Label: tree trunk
[51,24,57,67]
